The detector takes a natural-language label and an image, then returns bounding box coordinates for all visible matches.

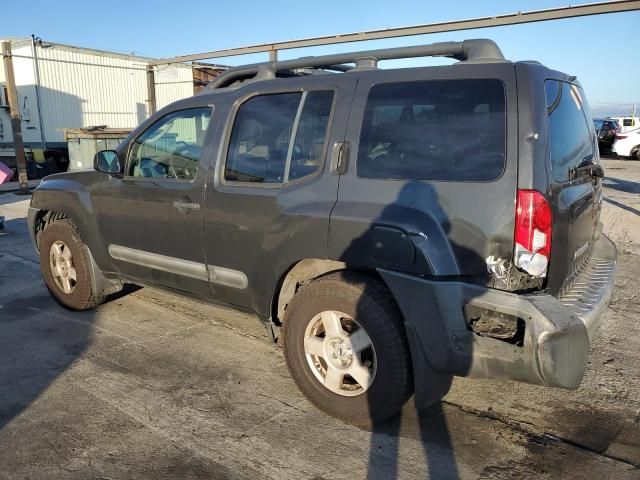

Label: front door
[99,106,214,298]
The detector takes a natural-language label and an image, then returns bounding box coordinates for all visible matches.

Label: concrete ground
[0,159,638,480]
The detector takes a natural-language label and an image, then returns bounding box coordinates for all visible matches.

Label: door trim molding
[108,244,248,289]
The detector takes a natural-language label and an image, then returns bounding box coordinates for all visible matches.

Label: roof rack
[204,38,505,91]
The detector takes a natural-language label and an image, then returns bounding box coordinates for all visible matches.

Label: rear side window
[225,91,334,184]
[289,91,334,181]
[357,79,506,181]
[623,118,635,127]
[545,80,594,182]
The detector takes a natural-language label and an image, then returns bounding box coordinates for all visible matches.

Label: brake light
[616,135,627,139]
[514,190,552,278]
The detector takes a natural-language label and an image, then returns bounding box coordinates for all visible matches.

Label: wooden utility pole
[146,65,156,117]
[2,41,29,193]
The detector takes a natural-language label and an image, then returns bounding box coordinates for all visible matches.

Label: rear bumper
[557,232,616,341]
[379,233,616,406]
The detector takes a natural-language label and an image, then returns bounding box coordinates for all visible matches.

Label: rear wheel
[282,271,413,426]
[39,219,105,310]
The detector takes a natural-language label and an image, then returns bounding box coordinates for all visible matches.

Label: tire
[282,271,413,426]
[39,218,105,310]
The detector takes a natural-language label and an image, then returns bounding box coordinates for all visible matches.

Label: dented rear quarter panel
[329,63,520,279]
[516,63,603,295]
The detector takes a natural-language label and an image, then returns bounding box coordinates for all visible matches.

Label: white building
[0,38,204,151]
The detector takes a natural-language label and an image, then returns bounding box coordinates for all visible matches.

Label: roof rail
[205,38,504,90]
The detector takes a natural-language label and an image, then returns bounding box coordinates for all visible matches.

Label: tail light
[514,190,552,278]
[616,135,627,140]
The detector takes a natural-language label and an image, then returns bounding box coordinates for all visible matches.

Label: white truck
[608,116,639,133]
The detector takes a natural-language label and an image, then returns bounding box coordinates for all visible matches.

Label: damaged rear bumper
[379,233,617,407]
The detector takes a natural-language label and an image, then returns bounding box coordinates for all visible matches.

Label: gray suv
[28,39,617,425]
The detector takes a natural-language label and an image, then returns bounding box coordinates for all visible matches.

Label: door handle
[329,141,349,175]
[173,200,201,211]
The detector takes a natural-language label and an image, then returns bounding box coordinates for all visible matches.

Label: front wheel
[282,271,413,426]
[39,219,105,310]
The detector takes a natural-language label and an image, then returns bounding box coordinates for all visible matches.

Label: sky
[2,0,639,116]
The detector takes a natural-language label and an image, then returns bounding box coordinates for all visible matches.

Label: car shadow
[603,176,640,194]
[0,292,97,431]
[602,196,640,217]
[366,402,460,480]
[0,215,119,432]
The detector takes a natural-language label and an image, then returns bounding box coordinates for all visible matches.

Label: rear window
[545,80,595,182]
[357,79,506,181]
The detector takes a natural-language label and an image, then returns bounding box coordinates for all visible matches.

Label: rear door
[329,64,519,279]
[202,76,357,315]
[543,79,602,294]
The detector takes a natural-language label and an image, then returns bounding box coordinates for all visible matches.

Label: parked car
[28,39,617,426]
[593,118,620,153]
[608,116,639,133]
[612,127,640,159]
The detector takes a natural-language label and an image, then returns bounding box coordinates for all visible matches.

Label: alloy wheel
[303,310,377,397]
[49,240,77,294]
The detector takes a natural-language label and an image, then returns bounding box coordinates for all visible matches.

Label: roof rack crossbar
[206,39,504,90]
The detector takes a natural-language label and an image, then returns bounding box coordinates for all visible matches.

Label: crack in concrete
[442,400,640,469]
[254,392,308,414]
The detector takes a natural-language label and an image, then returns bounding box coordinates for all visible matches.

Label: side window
[545,80,594,182]
[128,107,212,180]
[225,90,334,184]
[357,79,506,181]
[289,91,334,181]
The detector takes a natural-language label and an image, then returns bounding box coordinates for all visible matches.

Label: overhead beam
[149,0,640,65]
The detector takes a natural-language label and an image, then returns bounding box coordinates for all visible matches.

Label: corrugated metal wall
[37,46,148,143]
[0,41,195,145]
[155,65,194,112]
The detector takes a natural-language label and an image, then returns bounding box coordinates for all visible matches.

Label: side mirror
[94,150,121,174]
